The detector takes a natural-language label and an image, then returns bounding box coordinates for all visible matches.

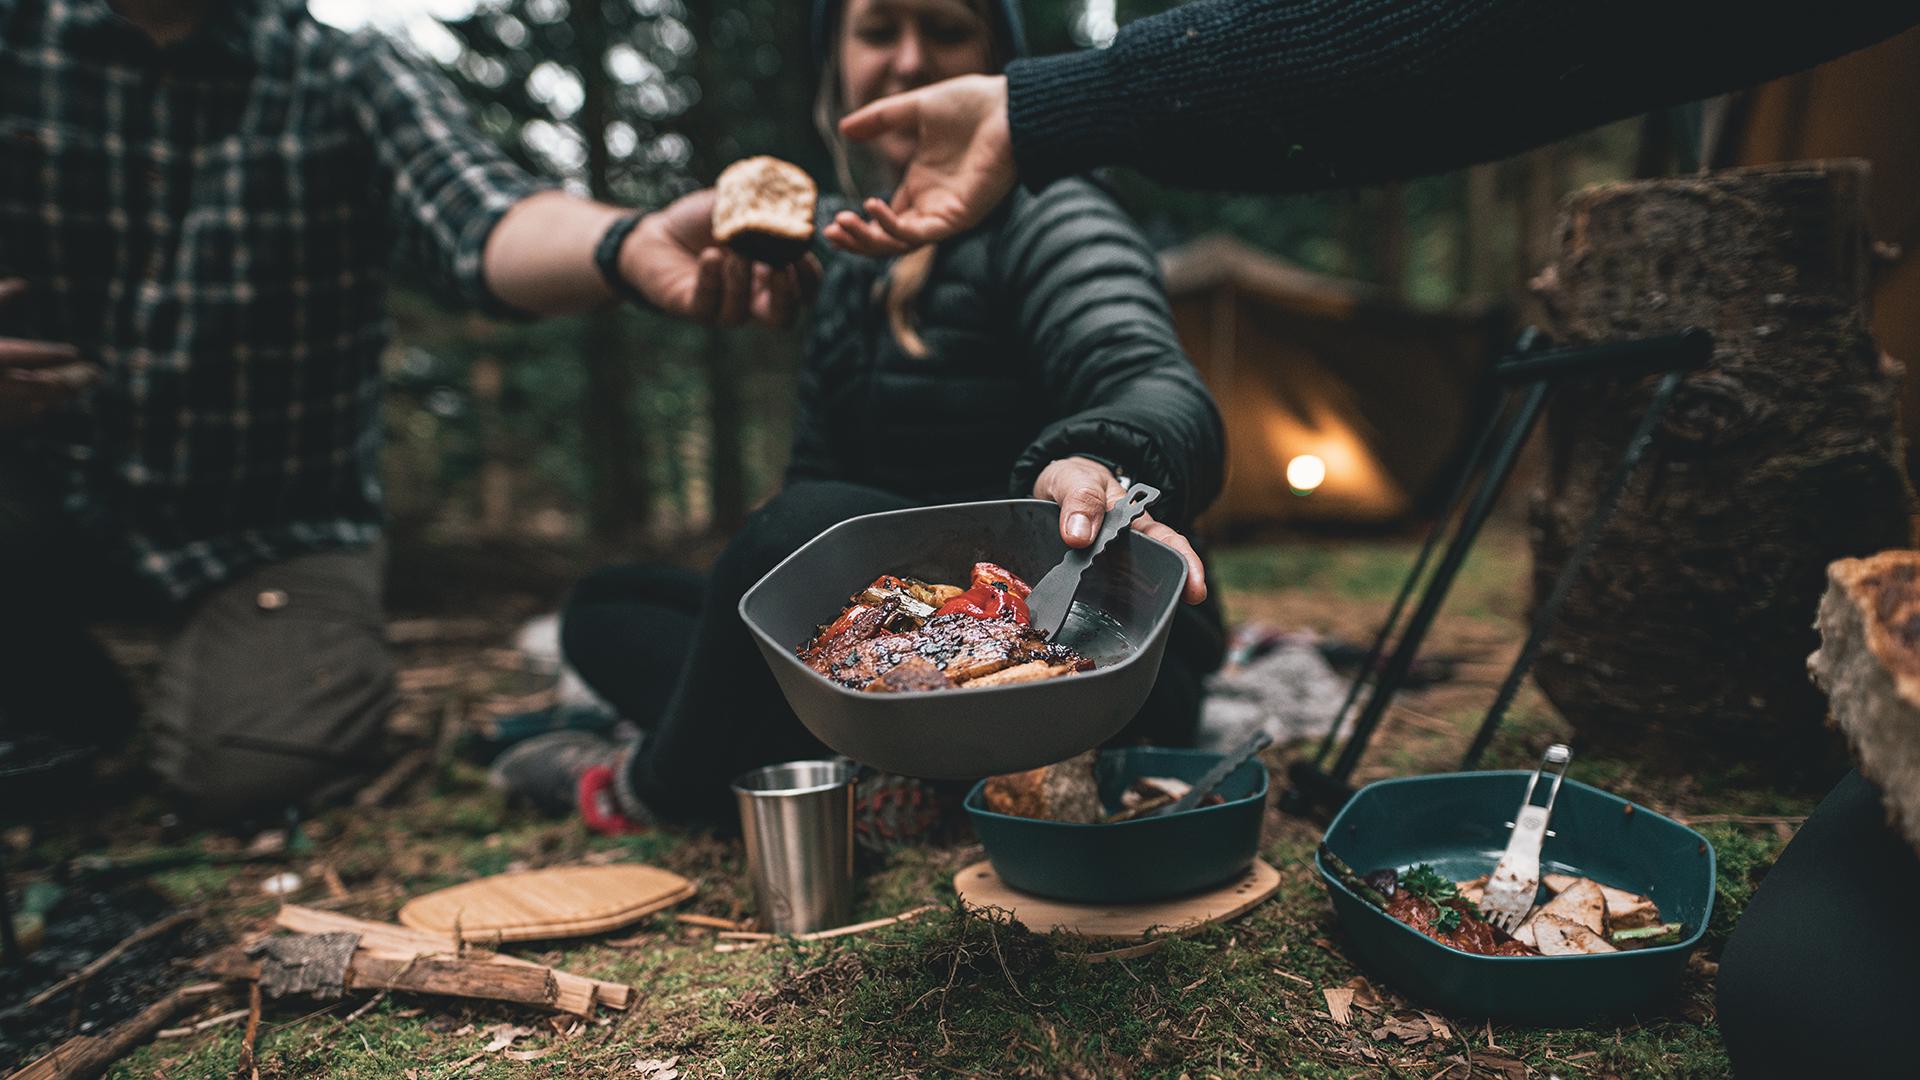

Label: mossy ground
[10,527,1807,1078]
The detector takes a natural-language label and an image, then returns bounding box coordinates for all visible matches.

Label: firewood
[344,955,562,1010]
[274,906,629,1011]
[1810,550,1920,858]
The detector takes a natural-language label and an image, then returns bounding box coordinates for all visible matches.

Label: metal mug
[731,759,857,934]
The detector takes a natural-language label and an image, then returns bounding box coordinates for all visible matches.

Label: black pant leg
[1717,769,1920,1078]
[0,452,137,746]
[626,481,917,822]
[559,564,706,730]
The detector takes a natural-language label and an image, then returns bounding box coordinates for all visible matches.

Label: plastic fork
[1477,744,1572,935]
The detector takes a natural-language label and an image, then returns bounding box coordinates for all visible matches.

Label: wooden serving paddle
[398,864,695,943]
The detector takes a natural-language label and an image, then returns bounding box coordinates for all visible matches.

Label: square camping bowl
[1317,772,1716,1026]
[964,747,1269,903]
[738,499,1187,780]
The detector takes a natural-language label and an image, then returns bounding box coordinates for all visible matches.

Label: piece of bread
[980,750,1101,823]
[1810,551,1920,857]
[711,156,815,266]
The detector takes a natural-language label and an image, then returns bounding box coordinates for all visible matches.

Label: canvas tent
[1160,235,1505,533]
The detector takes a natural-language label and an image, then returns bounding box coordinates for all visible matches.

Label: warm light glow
[1286,454,1327,494]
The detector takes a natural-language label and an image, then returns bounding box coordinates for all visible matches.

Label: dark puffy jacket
[787,178,1225,534]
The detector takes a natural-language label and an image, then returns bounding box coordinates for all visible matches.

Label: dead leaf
[505,1049,552,1062]
[1344,975,1386,1013]
[1421,1011,1453,1042]
[1472,1051,1528,1079]
[1323,988,1356,1026]
[482,1023,534,1053]
[451,1024,477,1037]
[634,1056,680,1077]
[1370,1015,1433,1044]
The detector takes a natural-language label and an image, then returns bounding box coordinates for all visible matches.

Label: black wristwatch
[594,211,652,308]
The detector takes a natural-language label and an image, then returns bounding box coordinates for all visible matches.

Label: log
[7,982,224,1080]
[344,955,560,1009]
[274,906,629,1011]
[200,944,593,1016]
[1529,161,1911,776]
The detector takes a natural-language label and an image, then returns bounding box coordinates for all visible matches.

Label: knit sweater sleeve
[1005,0,1919,191]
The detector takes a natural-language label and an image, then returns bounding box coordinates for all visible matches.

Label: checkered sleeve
[339,33,554,316]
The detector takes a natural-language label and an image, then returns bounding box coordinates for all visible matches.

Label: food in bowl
[799,562,1093,693]
[1322,847,1681,957]
[981,751,1225,824]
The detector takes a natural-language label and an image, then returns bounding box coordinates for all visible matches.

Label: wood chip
[1323,988,1355,1026]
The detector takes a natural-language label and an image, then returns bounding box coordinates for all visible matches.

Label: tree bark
[1528,161,1911,775]
[571,0,643,542]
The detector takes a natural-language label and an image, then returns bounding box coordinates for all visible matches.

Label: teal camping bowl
[965,747,1268,903]
[1317,772,1716,1025]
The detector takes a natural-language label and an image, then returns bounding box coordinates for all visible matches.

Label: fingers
[751,262,793,328]
[825,209,913,257]
[1132,513,1209,604]
[689,248,725,323]
[1034,458,1117,548]
[0,336,82,368]
[839,92,920,143]
[716,253,751,327]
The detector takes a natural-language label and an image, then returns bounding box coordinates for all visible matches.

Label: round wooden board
[399,864,695,943]
[953,859,1280,942]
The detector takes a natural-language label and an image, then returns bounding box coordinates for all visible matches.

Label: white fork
[1478,744,1572,935]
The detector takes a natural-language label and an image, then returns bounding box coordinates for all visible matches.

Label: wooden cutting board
[399,865,695,943]
[954,859,1279,947]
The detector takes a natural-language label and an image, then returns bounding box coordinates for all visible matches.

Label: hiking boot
[488,729,620,814]
[852,771,944,855]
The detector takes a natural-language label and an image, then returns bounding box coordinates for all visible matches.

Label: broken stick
[24,907,202,1011]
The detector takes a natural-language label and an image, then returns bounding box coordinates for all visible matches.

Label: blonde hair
[813,0,1008,359]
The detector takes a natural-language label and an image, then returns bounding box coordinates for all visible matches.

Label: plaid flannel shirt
[0,0,550,601]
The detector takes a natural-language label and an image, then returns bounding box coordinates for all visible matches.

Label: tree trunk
[570,0,642,542]
[1528,161,1911,776]
[705,330,748,531]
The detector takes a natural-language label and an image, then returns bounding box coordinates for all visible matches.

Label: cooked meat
[981,750,1102,823]
[863,657,955,693]
[800,568,1091,693]
[962,660,1077,688]
[1384,892,1536,957]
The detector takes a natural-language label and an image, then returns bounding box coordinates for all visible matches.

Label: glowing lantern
[1286,454,1327,495]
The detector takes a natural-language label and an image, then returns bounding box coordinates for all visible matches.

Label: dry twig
[24,907,202,1011]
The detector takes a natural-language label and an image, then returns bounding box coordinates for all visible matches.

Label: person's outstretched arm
[826,0,1920,253]
[998,181,1226,604]
[343,33,813,324]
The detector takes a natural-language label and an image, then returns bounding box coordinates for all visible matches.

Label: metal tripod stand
[1279,327,1714,819]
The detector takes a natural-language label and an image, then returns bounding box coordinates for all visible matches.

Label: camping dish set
[1316,750,1717,1023]
[745,498,1714,1021]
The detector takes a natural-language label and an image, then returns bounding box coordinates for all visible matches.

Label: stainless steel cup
[731,759,857,934]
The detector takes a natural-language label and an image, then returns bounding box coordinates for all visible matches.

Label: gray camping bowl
[737,498,1186,779]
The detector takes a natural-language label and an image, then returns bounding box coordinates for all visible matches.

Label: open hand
[825,74,1015,256]
[1032,456,1208,605]
[622,190,821,327]
[0,278,94,428]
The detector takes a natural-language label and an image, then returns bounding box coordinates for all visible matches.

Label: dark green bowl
[964,747,1269,904]
[1317,772,1716,1025]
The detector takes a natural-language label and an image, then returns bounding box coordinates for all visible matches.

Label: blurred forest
[378,0,1652,558]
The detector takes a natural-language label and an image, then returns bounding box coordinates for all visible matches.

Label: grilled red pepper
[933,562,1033,625]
